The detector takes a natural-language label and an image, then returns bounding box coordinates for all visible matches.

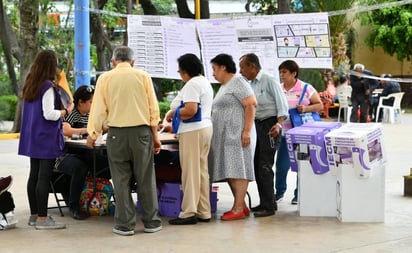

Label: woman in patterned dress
[208,54,257,221]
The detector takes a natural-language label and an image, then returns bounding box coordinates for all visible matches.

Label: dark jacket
[350,69,377,100]
[381,81,401,106]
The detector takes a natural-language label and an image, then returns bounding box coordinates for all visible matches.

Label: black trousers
[27,158,55,217]
[350,96,368,123]
[254,116,278,211]
[56,154,88,210]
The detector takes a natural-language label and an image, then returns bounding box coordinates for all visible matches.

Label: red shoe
[221,210,246,221]
[223,208,250,216]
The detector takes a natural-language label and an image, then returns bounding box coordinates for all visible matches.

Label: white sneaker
[35,216,66,230]
[113,226,135,236]
[143,225,162,233]
[0,211,18,230]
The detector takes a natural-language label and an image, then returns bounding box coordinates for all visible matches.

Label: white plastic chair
[337,93,352,123]
[375,92,405,124]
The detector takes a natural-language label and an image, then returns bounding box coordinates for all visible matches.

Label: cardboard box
[324,123,386,178]
[210,185,218,213]
[158,183,183,217]
[336,164,385,222]
[286,126,331,174]
[301,121,342,130]
[147,183,218,218]
[298,160,337,217]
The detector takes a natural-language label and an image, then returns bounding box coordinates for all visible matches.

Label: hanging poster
[273,13,332,68]
[127,15,199,79]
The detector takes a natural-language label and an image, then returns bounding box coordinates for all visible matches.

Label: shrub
[0,95,18,121]
[158,99,171,120]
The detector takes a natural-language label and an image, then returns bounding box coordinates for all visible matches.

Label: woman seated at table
[55,85,109,220]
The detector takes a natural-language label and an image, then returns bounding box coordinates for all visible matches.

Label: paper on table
[57,70,73,108]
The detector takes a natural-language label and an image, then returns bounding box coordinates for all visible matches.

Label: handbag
[288,83,321,127]
[79,177,115,216]
[172,102,202,133]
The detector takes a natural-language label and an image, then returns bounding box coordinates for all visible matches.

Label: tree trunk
[91,0,113,72]
[140,0,158,15]
[175,0,209,19]
[278,0,291,14]
[199,0,210,19]
[175,0,194,18]
[12,0,40,133]
[0,0,20,95]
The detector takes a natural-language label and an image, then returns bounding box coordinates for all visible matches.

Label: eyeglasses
[86,86,95,93]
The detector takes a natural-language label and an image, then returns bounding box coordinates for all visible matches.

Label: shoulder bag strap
[298,83,308,105]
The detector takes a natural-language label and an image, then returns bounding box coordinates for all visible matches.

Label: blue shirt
[250,70,289,120]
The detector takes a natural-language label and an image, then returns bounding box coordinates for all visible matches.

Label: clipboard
[57,70,73,108]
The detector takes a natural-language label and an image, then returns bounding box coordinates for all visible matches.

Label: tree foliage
[358,1,412,61]
[298,0,355,80]
[247,0,292,14]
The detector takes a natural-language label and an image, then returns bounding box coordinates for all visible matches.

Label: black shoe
[253,209,275,218]
[70,210,87,220]
[168,216,197,225]
[251,205,264,212]
[197,217,211,223]
[275,194,284,202]
[291,196,298,205]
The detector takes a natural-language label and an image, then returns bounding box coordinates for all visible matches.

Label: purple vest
[18,80,65,159]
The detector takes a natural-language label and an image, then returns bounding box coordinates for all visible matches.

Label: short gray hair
[353,63,365,71]
[112,46,134,62]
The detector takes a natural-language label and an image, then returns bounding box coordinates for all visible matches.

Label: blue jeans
[275,137,297,198]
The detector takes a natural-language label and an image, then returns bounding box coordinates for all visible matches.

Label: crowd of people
[14,46,402,236]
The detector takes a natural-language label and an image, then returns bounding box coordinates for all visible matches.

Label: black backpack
[0,191,15,215]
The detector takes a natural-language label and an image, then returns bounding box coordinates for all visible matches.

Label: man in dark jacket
[377,74,402,122]
[349,63,377,123]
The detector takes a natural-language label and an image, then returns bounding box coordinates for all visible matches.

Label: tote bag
[172,102,202,133]
[288,83,321,127]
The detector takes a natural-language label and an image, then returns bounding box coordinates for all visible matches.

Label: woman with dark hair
[275,60,323,205]
[208,53,257,221]
[18,50,73,229]
[55,85,105,220]
[165,53,214,225]
[63,85,95,134]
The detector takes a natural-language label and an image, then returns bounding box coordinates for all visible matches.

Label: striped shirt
[63,108,88,129]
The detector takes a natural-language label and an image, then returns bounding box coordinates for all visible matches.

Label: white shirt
[42,87,62,121]
[171,75,214,134]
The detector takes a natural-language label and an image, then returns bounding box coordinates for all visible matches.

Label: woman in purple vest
[18,50,74,230]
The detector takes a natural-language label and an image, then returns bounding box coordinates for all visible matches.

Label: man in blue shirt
[239,53,289,217]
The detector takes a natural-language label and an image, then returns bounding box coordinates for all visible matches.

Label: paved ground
[1,115,412,253]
